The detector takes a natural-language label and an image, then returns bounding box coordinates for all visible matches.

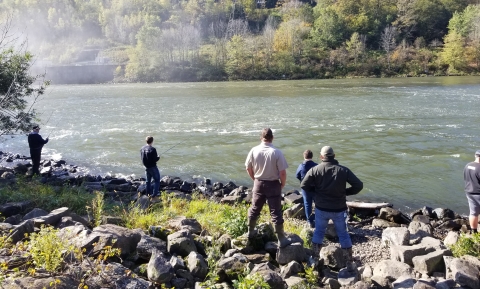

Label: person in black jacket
[28,124,49,175]
[140,136,160,197]
[301,146,363,272]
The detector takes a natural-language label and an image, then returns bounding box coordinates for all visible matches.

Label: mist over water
[2,77,480,214]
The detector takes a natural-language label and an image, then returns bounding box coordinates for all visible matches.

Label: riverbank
[1,152,479,289]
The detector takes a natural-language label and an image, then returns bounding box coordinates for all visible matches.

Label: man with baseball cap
[463,150,480,234]
[301,146,363,272]
[28,124,49,175]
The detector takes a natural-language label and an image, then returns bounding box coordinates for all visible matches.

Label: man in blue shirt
[296,149,318,228]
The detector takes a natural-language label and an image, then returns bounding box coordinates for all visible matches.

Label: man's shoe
[247,218,257,238]
[274,223,292,248]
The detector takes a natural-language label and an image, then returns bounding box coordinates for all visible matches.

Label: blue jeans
[312,208,352,249]
[145,166,160,197]
[301,189,315,224]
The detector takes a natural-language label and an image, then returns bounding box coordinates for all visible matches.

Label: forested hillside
[1,0,479,82]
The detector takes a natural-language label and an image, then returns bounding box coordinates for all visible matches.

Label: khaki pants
[248,179,283,225]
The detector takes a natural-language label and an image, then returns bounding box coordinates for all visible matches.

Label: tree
[0,17,49,136]
[381,25,397,70]
[440,31,466,71]
[346,32,366,64]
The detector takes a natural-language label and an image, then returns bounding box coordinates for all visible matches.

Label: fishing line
[160,141,182,155]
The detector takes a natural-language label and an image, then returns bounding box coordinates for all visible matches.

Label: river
[2,76,480,215]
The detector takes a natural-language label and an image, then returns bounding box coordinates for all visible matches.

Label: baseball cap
[32,124,40,129]
[475,150,480,156]
[320,146,334,157]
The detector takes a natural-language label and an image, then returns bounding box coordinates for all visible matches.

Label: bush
[232,270,270,289]
[27,226,81,273]
[450,233,480,258]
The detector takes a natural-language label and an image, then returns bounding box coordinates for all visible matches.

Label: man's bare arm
[246,167,255,181]
[279,169,286,189]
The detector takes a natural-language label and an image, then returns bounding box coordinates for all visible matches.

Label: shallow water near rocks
[1,76,480,215]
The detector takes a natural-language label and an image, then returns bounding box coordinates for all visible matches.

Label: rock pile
[0,154,479,289]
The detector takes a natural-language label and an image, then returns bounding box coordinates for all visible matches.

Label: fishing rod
[160,141,182,155]
[46,115,63,139]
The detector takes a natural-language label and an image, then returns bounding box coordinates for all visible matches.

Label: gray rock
[3,214,22,225]
[85,261,149,288]
[33,207,70,227]
[217,234,232,253]
[392,276,416,289]
[382,227,410,247]
[412,215,431,224]
[436,219,468,231]
[390,243,434,266]
[435,279,456,289]
[338,267,359,286]
[22,208,49,220]
[276,242,306,265]
[372,260,414,281]
[325,278,341,289]
[137,233,167,261]
[283,203,305,219]
[283,193,303,205]
[408,221,433,243]
[432,208,455,220]
[0,201,33,218]
[320,245,345,269]
[170,255,186,271]
[220,195,242,205]
[216,253,249,280]
[443,231,459,247]
[7,220,35,243]
[187,251,208,280]
[167,229,197,257]
[413,279,436,289]
[88,224,142,258]
[284,276,306,288]
[372,218,401,228]
[280,261,303,279]
[379,207,406,224]
[412,249,452,275]
[147,249,174,283]
[449,258,480,289]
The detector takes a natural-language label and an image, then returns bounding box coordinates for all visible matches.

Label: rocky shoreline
[0,153,479,289]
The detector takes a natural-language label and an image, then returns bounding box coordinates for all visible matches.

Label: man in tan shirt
[245,128,290,247]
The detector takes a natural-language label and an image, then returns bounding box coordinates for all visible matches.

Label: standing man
[245,128,291,248]
[296,149,318,228]
[301,146,363,271]
[463,150,480,234]
[28,124,49,175]
[141,136,160,198]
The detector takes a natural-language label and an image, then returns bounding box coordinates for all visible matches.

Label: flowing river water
[2,76,480,214]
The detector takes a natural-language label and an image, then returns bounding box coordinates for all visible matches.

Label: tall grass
[0,177,95,215]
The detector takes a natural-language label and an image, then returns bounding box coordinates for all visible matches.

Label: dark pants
[145,166,160,197]
[30,149,42,175]
[248,179,283,225]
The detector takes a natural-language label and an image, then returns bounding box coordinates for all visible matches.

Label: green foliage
[450,233,480,258]
[0,178,95,215]
[232,270,270,289]
[87,191,105,227]
[222,206,248,238]
[27,226,81,273]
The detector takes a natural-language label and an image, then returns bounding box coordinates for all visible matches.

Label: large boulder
[187,251,208,280]
[136,233,167,261]
[382,227,410,247]
[81,224,142,258]
[412,249,452,275]
[320,245,345,269]
[167,229,197,257]
[449,258,480,289]
[408,221,433,244]
[276,242,306,265]
[372,260,414,283]
[147,249,174,284]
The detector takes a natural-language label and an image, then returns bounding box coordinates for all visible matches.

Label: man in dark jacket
[301,146,363,271]
[296,149,318,228]
[140,136,161,198]
[28,124,49,175]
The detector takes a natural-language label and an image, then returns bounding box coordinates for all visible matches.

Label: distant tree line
[0,0,479,82]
